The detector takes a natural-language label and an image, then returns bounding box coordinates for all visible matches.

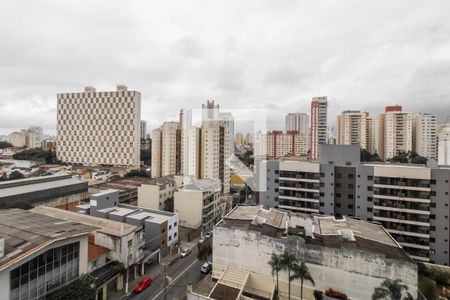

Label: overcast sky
[1,0,450,135]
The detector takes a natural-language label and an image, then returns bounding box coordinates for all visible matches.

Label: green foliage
[268,252,283,293]
[360,149,383,162]
[0,170,25,182]
[140,148,151,165]
[389,150,428,165]
[8,170,25,180]
[291,260,315,300]
[419,276,438,300]
[0,141,13,149]
[371,279,412,300]
[12,148,57,163]
[314,290,323,300]
[197,241,212,260]
[47,275,94,300]
[236,149,254,167]
[124,169,150,178]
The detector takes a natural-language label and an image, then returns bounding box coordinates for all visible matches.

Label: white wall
[174,190,203,229]
[138,185,161,210]
[213,226,418,300]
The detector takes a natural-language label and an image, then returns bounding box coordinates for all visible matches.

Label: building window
[336,203,341,208]
[368,186,373,191]
[368,176,373,181]
[10,242,80,299]
[367,207,373,212]
[348,204,353,209]
[430,179,436,185]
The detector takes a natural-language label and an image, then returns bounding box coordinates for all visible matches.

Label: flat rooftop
[220,206,408,260]
[0,177,86,198]
[107,207,137,217]
[183,179,221,191]
[31,206,137,237]
[0,209,96,270]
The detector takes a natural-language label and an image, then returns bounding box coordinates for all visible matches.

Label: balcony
[374,183,431,192]
[278,195,319,203]
[385,228,430,239]
[278,204,319,213]
[373,205,430,216]
[373,216,430,227]
[279,177,320,183]
[279,186,320,193]
[373,194,430,204]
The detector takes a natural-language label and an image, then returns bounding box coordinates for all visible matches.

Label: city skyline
[1,1,450,134]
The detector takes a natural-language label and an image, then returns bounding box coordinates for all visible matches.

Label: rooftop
[0,209,96,270]
[0,176,86,198]
[31,206,138,237]
[183,179,221,191]
[220,206,408,260]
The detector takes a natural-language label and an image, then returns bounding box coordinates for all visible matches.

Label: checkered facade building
[57,86,141,167]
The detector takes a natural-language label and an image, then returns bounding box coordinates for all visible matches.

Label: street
[130,247,206,300]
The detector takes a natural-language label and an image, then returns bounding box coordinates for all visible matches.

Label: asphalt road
[130,247,206,300]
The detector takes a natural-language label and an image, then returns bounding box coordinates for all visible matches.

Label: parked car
[134,275,153,293]
[200,262,212,274]
[180,247,192,258]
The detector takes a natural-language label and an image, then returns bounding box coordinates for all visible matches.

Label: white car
[180,247,192,258]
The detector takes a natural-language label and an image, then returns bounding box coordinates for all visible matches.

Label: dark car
[134,275,153,293]
[200,262,212,274]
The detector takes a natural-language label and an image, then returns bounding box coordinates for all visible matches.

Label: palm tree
[372,279,413,300]
[268,252,283,297]
[281,250,298,300]
[290,260,314,300]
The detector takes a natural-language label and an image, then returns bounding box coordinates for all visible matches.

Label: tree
[419,276,437,300]
[8,170,24,180]
[371,279,413,300]
[360,149,382,162]
[124,169,150,178]
[281,250,298,300]
[268,252,283,297]
[0,141,13,149]
[389,150,428,165]
[290,260,314,300]
[47,275,94,300]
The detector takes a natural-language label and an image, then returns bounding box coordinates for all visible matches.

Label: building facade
[151,122,181,178]
[285,113,309,135]
[264,131,309,158]
[414,113,437,160]
[211,206,417,300]
[257,144,450,265]
[438,122,450,166]
[336,110,369,149]
[383,107,413,160]
[310,96,328,160]
[57,85,141,167]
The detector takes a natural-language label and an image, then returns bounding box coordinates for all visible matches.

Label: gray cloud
[0,0,450,135]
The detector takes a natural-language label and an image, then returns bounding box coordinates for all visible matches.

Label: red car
[134,275,153,293]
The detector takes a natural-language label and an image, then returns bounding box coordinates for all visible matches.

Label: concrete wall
[137,185,161,210]
[174,190,203,229]
[430,168,450,265]
[213,226,418,300]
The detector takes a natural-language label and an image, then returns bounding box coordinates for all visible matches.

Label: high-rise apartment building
[140,120,147,140]
[415,113,437,160]
[201,120,231,194]
[57,86,141,167]
[8,129,40,149]
[29,126,43,148]
[151,122,181,178]
[383,106,412,160]
[264,131,309,158]
[285,113,309,135]
[153,103,232,194]
[257,144,450,265]
[438,122,450,165]
[310,96,328,160]
[336,110,369,149]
